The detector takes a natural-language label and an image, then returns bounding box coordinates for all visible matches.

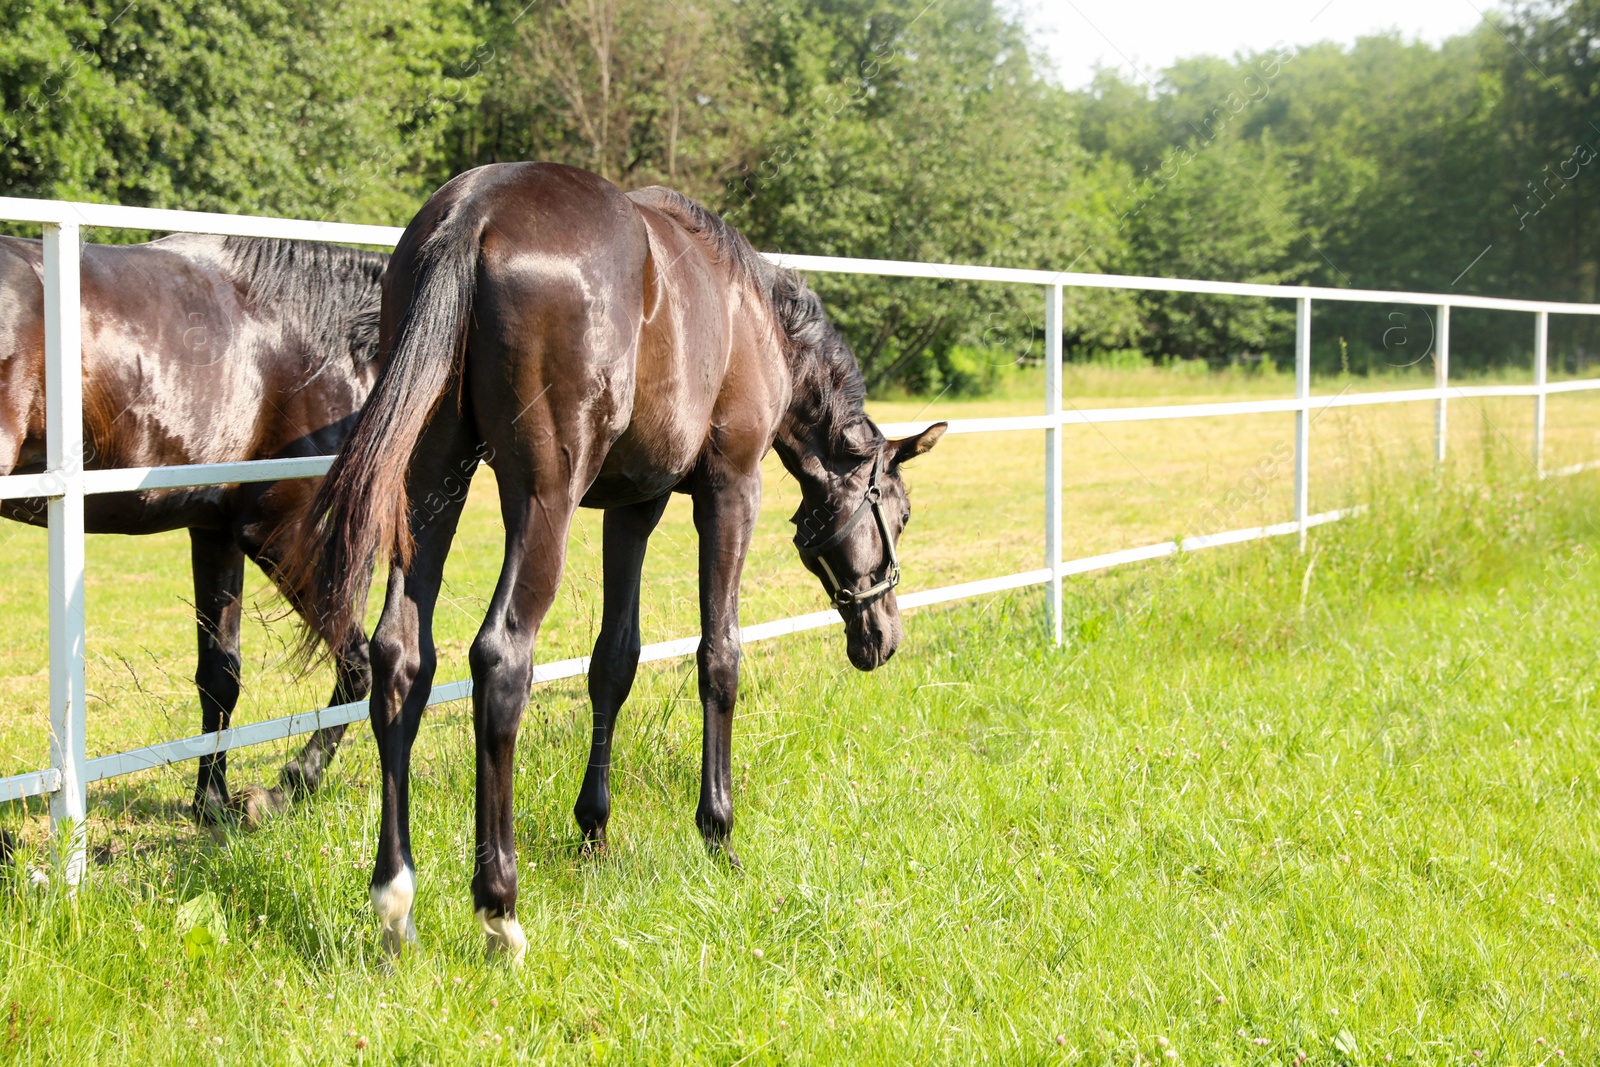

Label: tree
[458,0,759,204]
[1078,46,1311,364]
[729,0,1135,391]
[0,0,483,226]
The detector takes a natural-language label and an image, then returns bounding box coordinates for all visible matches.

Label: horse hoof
[277,762,311,799]
[191,791,236,827]
[579,833,607,859]
[379,915,418,957]
[701,835,743,872]
[479,910,527,967]
[372,868,418,957]
[237,785,290,829]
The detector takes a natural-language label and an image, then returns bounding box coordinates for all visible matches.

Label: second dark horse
[298,163,945,961]
[0,233,386,824]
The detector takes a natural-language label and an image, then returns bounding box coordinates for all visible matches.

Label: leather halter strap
[794,452,901,607]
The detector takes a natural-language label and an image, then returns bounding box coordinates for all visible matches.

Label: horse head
[792,421,946,670]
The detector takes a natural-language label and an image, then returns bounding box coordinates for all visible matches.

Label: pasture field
[2,363,1597,774]
[2,366,1599,1063]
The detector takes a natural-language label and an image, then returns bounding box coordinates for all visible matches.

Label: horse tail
[296,209,483,657]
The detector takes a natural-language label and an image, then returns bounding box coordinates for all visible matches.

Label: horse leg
[232,483,375,820]
[471,476,587,964]
[690,468,762,868]
[367,412,478,955]
[189,528,245,824]
[273,630,371,799]
[234,630,371,827]
[573,495,671,851]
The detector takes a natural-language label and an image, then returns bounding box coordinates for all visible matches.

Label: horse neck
[773,357,870,486]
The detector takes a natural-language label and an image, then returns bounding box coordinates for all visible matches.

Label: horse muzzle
[843,598,902,671]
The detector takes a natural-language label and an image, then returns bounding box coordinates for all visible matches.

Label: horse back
[0,233,383,539]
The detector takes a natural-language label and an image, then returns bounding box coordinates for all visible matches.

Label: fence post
[1435,304,1451,466]
[1534,310,1549,478]
[1294,296,1311,551]
[44,221,88,886]
[1044,283,1063,644]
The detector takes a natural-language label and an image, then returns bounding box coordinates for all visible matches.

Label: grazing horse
[297,162,945,961]
[0,233,385,825]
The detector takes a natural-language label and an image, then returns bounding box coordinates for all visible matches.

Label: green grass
[4,447,1600,1064]
[4,368,1600,1063]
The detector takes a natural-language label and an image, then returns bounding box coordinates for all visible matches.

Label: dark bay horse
[297,162,944,961]
[0,232,385,825]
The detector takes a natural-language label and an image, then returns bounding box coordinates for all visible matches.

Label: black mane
[218,236,388,366]
[629,187,876,457]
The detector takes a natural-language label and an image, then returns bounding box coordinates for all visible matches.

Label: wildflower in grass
[752,948,764,959]
[356,1037,368,1049]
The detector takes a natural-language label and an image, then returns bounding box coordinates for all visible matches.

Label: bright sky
[1030,0,1494,89]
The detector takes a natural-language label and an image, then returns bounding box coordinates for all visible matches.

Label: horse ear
[888,422,947,467]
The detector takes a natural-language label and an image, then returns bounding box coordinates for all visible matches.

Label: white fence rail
[4,195,1600,881]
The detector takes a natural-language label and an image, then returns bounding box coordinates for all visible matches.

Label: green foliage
[1117,134,1308,362]
[7,0,1600,383]
[0,0,483,224]
[173,890,228,960]
[1080,9,1600,373]
[722,0,1137,390]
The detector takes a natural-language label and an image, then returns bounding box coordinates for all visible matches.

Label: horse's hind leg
[573,495,671,850]
[367,410,479,955]
[470,468,593,963]
[189,529,245,824]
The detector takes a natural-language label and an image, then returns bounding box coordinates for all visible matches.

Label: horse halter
[794,451,901,607]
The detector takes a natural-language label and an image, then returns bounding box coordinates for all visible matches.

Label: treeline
[4,0,1598,388]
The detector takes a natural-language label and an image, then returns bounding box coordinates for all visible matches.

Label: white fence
[4,196,1600,882]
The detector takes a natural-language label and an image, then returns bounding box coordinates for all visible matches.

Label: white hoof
[478,908,528,966]
[371,867,417,955]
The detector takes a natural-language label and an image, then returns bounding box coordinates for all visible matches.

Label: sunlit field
[3,366,1600,1063]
